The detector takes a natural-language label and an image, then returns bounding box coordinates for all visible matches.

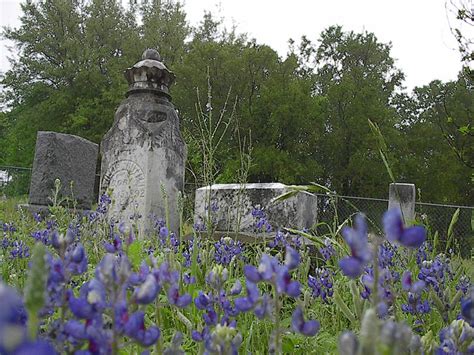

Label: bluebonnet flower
[378,241,397,269]
[2,222,16,234]
[436,319,474,354]
[201,324,242,355]
[31,229,51,245]
[243,248,301,297]
[88,194,111,222]
[182,238,201,267]
[461,288,474,327]
[308,268,333,303]
[402,271,426,294]
[291,306,320,336]
[234,282,259,312]
[360,267,397,310]
[252,207,272,233]
[214,237,243,266]
[122,310,160,346]
[338,214,371,278]
[456,275,471,295]
[416,241,433,266]
[104,234,123,253]
[401,271,431,317]
[319,238,336,261]
[0,282,56,354]
[10,241,30,259]
[418,254,452,296]
[383,208,426,248]
[133,274,160,304]
[1,237,9,249]
[183,272,196,284]
[168,284,192,308]
[193,218,207,232]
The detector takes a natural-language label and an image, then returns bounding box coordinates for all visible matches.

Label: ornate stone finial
[124,48,175,99]
[142,48,161,61]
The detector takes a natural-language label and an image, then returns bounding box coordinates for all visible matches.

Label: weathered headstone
[194,183,317,239]
[27,131,98,211]
[388,183,416,224]
[100,49,186,234]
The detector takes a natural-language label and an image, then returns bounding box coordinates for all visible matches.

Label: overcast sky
[0,0,471,91]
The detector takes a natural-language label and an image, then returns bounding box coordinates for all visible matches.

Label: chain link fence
[314,193,473,258]
[2,165,472,257]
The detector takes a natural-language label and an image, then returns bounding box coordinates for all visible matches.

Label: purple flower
[383,209,426,248]
[133,274,160,305]
[104,234,122,253]
[167,285,192,308]
[461,289,474,326]
[285,246,300,270]
[230,280,242,296]
[13,340,58,355]
[338,214,371,278]
[308,268,333,303]
[214,237,243,266]
[194,291,212,310]
[319,238,336,261]
[291,307,320,336]
[401,271,425,294]
[234,282,259,312]
[123,311,160,346]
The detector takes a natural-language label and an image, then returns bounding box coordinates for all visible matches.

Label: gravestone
[194,183,317,239]
[26,131,98,212]
[388,183,416,224]
[100,49,186,234]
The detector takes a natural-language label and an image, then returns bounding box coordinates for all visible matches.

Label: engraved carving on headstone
[102,159,146,221]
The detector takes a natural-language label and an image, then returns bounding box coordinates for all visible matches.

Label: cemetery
[0,1,473,354]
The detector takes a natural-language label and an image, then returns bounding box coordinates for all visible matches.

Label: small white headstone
[388,183,416,224]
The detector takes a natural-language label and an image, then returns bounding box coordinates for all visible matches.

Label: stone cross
[100,49,186,235]
[26,131,98,213]
[388,183,416,224]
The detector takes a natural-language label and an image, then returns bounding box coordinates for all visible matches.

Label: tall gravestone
[100,49,186,234]
[26,131,98,212]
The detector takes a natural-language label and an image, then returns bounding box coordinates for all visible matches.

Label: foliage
[1,2,473,206]
[0,194,473,354]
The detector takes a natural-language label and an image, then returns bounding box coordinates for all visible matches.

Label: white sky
[0,0,471,91]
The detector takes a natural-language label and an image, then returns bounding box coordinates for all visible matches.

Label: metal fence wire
[1,166,472,256]
[314,193,473,258]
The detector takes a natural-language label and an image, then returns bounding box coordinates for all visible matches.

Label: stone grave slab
[25,131,98,212]
[194,183,317,238]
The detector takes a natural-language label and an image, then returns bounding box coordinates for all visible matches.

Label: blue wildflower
[383,208,426,248]
[338,214,371,278]
[291,306,320,337]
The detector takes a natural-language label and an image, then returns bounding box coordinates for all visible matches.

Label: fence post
[388,183,416,224]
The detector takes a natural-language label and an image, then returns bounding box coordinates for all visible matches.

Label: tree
[293,26,404,196]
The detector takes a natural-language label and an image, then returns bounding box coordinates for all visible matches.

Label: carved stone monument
[26,131,98,212]
[194,183,317,240]
[388,183,416,224]
[100,49,186,234]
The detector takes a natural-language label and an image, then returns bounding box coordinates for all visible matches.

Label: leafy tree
[292,26,404,196]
